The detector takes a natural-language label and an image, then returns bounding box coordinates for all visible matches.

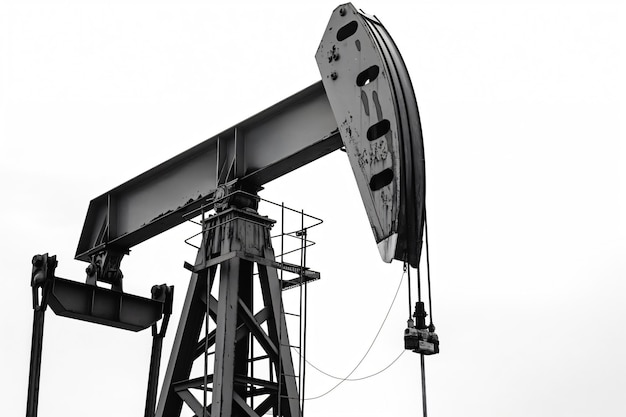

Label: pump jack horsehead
[26,3,435,417]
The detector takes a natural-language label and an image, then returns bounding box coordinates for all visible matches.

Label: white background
[1,0,624,416]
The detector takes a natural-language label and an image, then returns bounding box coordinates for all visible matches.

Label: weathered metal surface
[47,276,166,331]
[316,3,426,267]
[156,249,212,417]
[156,208,301,417]
[212,257,242,417]
[77,5,426,269]
[76,82,342,262]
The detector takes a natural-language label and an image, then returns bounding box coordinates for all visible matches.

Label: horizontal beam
[76,81,342,261]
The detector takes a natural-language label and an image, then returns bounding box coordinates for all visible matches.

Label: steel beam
[212,257,241,417]
[145,285,174,417]
[26,308,45,417]
[76,82,342,262]
[74,3,426,271]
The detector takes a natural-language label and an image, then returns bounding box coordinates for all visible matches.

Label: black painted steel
[26,254,56,417]
[145,285,174,417]
[156,207,301,417]
[26,309,45,417]
[75,82,341,263]
[31,5,429,417]
[47,277,166,331]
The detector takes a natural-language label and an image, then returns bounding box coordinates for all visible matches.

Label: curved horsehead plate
[316,3,426,267]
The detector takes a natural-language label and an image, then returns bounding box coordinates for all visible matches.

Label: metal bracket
[404,302,439,355]
[151,284,174,338]
[31,253,57,311]
[145,284,175,417]
[85,249,126,291]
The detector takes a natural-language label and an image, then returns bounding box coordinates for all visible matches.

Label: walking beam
[76,82,341,263]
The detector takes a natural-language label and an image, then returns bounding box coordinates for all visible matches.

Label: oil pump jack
[26,4,438,417]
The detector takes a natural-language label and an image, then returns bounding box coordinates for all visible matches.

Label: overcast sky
[1,1,624,416]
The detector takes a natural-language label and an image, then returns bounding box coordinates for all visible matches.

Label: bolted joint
[31,254,57,288]
[151,284,174,338]
[405,305,440,355]
[85,263,96,279]
[86,250,126,292]
[214,181,260,213]
[151,284,174,315]
[230,191,259,211]
[31,255,45,286]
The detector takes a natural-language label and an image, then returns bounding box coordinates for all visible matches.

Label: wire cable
[294,348,405,382]
[422,209,433,417]
[420,354,428,417]
[424,211,433,326]
[301,268,406,400]
[406,262,412,319]
[417,265,422,302]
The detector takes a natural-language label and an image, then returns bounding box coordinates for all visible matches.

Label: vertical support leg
[145,333,165,417]
[26,308,46,417]
[234,260,253,401]
[27,253,55,417]
[145,285,174,417]
[212,258,241,417]
[156,244,216,417]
